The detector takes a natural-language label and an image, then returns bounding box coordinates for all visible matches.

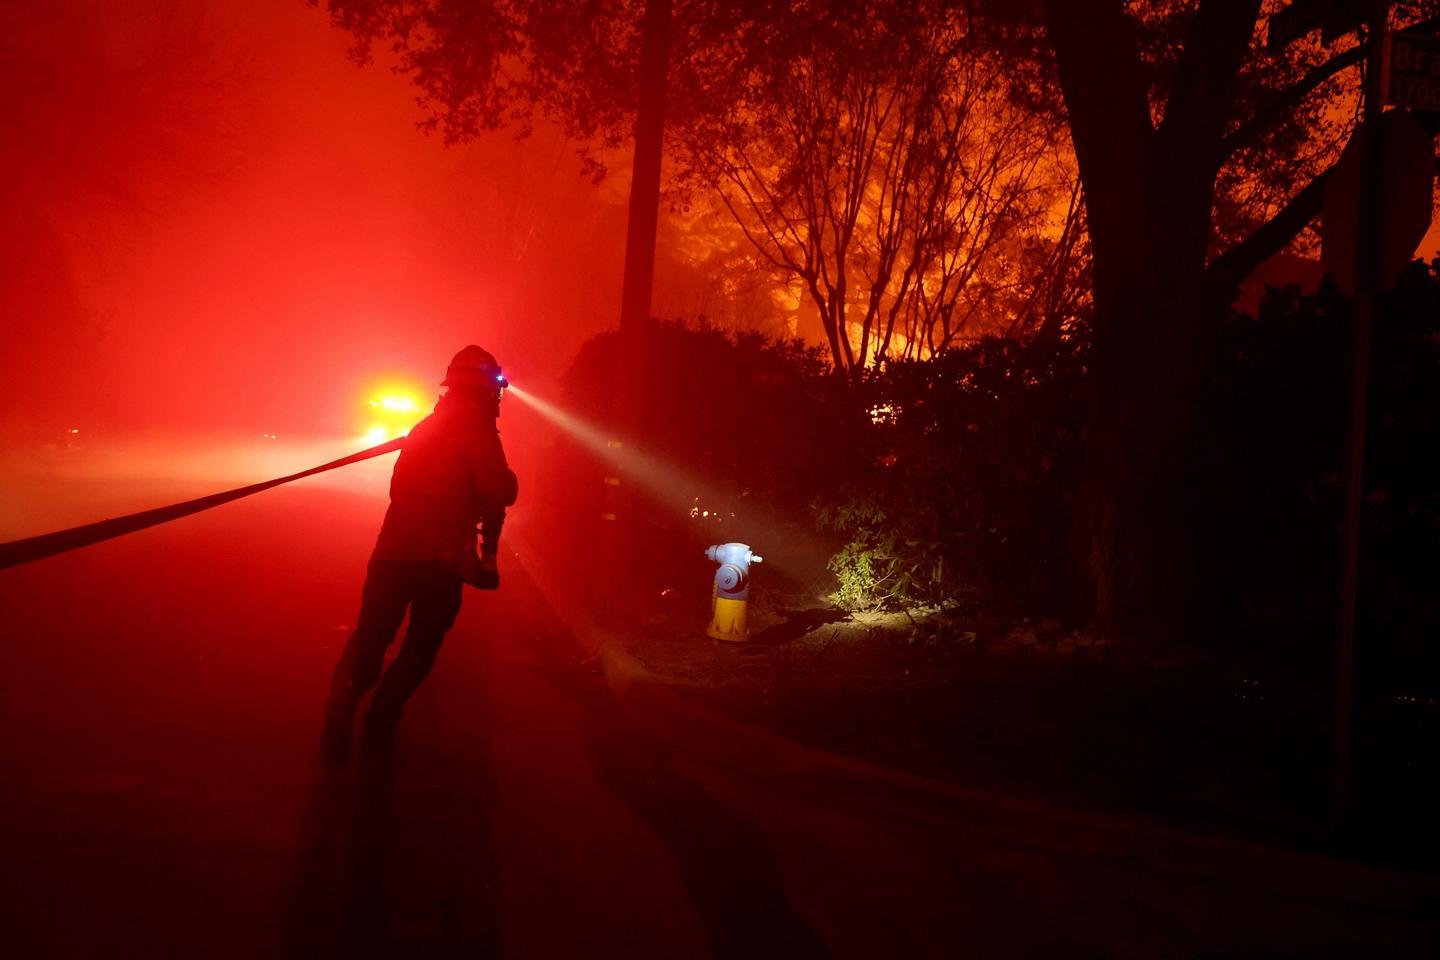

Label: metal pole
[1334,0,1389,824]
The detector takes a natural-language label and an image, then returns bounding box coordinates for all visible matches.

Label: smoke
[0,429,396,543]
[0,0,640,443]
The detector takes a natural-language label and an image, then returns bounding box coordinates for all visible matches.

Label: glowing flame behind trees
[676,4,1086,373]
[317,0,1091,367]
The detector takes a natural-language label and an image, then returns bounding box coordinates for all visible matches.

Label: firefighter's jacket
[372,394,517,565]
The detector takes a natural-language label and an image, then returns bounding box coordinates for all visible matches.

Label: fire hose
[0,437,405,571]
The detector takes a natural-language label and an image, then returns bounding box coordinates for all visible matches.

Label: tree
[317,0,687,340]
[1013,0,1440,638]
[314,2,1086,347]
[681,2,1078,374]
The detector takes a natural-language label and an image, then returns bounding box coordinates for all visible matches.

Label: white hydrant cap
[705,542,761,567]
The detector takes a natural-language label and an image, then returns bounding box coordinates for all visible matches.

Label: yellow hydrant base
[707,596,749,642]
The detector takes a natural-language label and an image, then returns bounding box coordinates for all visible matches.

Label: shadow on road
[540,659,829,959]
[284,737,501,958]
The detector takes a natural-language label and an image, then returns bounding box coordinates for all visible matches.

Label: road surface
[0,481,1435,957]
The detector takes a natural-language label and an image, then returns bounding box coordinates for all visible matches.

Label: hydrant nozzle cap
[707,542,759,570]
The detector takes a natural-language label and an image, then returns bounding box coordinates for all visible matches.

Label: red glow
[0,0,642,444]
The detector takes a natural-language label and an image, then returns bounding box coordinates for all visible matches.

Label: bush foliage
[557,320,1088,613]
[561,320,855,510]
[816,336,1087,612]
[1194,262,1440,686]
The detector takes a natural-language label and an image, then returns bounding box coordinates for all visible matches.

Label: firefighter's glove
[456,549,500,590]
[467,554,501,590]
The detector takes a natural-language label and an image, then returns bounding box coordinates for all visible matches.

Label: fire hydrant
[705,542,763,642]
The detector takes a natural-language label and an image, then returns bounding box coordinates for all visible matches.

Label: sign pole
[1334,0,1389,826]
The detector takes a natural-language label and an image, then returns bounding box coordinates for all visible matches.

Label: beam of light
[505,384,709,515]
[504,384,835,578]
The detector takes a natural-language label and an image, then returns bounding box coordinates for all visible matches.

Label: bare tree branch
[1204,167,1328,295]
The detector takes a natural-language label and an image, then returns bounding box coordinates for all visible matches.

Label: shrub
[817,335,1088,612]
[1194,261,1440,688]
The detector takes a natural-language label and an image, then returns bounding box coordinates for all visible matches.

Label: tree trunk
[1043,0,1260,642]
[1076,293,1208,641]
[1074,151,1221,639]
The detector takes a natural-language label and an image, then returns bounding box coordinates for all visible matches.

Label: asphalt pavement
[0,483,1436,958]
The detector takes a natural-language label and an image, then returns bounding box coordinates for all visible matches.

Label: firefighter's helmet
[442,345,508,389]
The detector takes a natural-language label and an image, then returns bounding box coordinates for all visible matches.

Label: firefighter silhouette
[322,346,517,764]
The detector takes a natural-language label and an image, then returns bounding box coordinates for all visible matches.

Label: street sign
[1385,33,1440,110]
[1322,109,1435,296]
